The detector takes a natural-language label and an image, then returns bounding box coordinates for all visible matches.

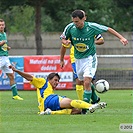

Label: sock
[83,90,92,103]
[11,84,18,96]
[91,83,99,103]
[51,109,72,115]
[70,100,92,109]
[76,85,83,100]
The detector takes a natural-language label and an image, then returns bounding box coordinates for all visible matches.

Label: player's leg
[59,97,92,110]
[60,98,107,113]
[76,78,99,103]
[76,79,84,100]
[71,62,84,100]
[4,57,23,100]
[76,58,91,103]
[76,55,98,114]
[40,108,81,115]
[91,83,100,104]
[40,108,72,115]
[91,76,100,103]
[83,77,92,103]
[77,54,97,103]
[41,97,90,115]
[42,96,107,115]
[72,61,98,102]
[7,73,23,100]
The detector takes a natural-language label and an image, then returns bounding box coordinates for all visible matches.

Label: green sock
[91,83,98,103]
[11,84,18,96]
[83,90,92,103]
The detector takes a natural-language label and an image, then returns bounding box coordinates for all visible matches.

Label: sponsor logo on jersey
[73,37,90,41]
[75,43,89,52]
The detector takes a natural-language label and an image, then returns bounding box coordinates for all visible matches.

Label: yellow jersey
[30,77,54,112]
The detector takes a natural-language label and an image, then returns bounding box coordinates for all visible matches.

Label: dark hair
[0,19,4,22]
[47,73,60,80]
[71,10,84,19]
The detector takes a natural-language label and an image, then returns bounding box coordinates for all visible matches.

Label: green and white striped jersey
[60,22,108,59]
[0,32,8,56]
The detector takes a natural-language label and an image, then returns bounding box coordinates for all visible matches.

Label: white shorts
[75,54,98,81]
[0,56,13,74]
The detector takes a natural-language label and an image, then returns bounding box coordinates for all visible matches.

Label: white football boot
[89,102,107,113]
[39,108,52,115]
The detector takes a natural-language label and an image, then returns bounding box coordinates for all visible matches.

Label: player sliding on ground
[9,65,107,115]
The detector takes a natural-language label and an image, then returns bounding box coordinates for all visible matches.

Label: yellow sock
[51,109,72,115]
[76,85,83,100]
[70,100,92,109]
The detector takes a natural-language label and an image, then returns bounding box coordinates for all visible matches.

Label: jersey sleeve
[60,23,73,40]
[89,22,108,35]
[30,77,46,89]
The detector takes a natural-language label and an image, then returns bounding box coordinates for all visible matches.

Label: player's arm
[60,45,67,68]
[9,65,33,81]
[60,38,71,68]
[0,40,6,46]
[107,27,128,46]
[60,26,71,68]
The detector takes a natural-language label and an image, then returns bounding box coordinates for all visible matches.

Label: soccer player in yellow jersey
[9,65,107,115]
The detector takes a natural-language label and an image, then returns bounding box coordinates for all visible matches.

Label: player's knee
[84,77,91,84]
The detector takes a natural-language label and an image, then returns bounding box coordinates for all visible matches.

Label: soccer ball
[95,79,109,93]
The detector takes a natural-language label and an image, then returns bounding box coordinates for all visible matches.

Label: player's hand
[60,60,65,69]
[0,40,6,46]
[120,38,128,46]
[62,39,71,46]
[7,46,11,51]
[9,65,16,71]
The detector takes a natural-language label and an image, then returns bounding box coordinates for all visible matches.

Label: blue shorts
[71,62,96,80]
[44,94,65,111]
[71,62,78,79]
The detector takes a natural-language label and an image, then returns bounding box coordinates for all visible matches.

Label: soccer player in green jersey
[62,10,104,105]
[60,10,128,106]
[0,19,23,100]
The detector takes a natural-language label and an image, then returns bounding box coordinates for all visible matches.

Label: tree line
[0,0,132,54]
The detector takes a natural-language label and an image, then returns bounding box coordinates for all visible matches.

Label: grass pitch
[0,90,132,133]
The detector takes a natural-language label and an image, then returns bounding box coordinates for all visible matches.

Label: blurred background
[0,0,132,89]
[0,0,132,55]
